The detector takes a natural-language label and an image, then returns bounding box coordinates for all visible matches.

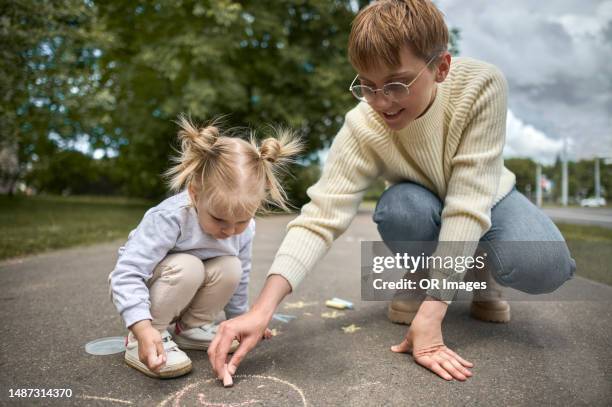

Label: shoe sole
[470,302,511,323]
[387,304,417,325]
[389,303,510,324]
[173,336,240,353]
[124,353,192,379]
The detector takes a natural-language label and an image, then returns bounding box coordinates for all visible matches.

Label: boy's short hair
[348,0,449,72]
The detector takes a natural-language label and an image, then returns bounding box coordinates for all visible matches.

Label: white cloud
[436,0,612,160]
[504,109,564,164]
[555,1,612,38]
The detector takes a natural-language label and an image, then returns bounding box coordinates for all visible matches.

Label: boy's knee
[374,182,441,241]
[494,245,575,294]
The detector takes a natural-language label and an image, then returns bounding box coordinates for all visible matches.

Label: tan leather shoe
[386,269,426,324]
[387,280,426,325]
[387,297,422,325]
[468,269,511,323]
[388,294,511,324]
[470,300,511,323]
[388,269,511,324]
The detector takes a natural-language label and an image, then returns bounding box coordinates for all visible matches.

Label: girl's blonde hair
[165,115,303,217]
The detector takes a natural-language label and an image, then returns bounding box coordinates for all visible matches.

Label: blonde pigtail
[165,115,220,192]
[255,127,304,211]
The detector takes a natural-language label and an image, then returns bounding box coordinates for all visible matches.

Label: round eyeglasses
[349,54,438,103]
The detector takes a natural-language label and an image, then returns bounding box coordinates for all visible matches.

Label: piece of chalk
[325,300,348,310]
[223,365,233,388]
[272,313,297,323]
[331,297,354,309]
[274,313,296,320]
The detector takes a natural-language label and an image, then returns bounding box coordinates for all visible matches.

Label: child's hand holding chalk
[141,336,166,373]
[131,321,167,373]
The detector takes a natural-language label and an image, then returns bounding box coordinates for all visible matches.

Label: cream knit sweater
[268,57,516,301]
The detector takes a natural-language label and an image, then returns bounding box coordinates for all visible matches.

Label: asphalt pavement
[542,207,612,228]
[1,213,611,406]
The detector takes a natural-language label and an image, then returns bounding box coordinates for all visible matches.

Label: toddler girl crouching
[109,116,301,378]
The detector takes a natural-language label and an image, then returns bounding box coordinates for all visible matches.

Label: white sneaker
[124,330,192,378]
[171,322,240,352]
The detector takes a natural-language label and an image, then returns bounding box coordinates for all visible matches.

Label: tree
[92,0,359,198]
[5,0,462,203]
[1,0,107,194]
[504,158,536,195]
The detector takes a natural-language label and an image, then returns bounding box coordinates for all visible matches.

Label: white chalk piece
[85,337,126,355]
[223,373,233,388]
[331,297,354,309]
[223,365,234,388]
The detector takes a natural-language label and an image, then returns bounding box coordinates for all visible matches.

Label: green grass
[0,195,154,260]
[556,223,612,241]
[2,196,611,287]
[555,223,612,286]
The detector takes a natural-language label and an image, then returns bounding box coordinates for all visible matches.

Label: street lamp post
[594,157,600,200]
[561,137,568,206]
[536,163,542,207]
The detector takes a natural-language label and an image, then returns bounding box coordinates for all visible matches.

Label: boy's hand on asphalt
[391,298,473,381]
[131,320,167,373]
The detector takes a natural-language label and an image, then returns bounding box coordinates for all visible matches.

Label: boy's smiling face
[355,47,450,131]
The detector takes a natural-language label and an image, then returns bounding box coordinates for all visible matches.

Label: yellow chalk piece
[321,311,345,319]
[284,301,318,310]
[341,324,361,333]
[270,328,279,337]
[325,300,348,310]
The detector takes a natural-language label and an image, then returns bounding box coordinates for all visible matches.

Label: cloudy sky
[436,0,612,164]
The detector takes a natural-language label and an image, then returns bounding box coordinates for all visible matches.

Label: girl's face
[355,47,450,131]
[189,187,253,240]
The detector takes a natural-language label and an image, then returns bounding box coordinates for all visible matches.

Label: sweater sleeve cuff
[267,226,330,291]
[438,214,486,242]
[267,253,310,292]
[122,304,152,329]
[429,215,485,302]
[425,269,464,303]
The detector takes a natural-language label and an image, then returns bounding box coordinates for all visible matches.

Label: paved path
[542,207,612,228]
[1,213,611,406]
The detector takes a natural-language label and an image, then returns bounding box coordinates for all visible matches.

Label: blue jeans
[373,182,576,295]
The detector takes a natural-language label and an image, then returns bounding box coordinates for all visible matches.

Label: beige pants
[146,253,242,331]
